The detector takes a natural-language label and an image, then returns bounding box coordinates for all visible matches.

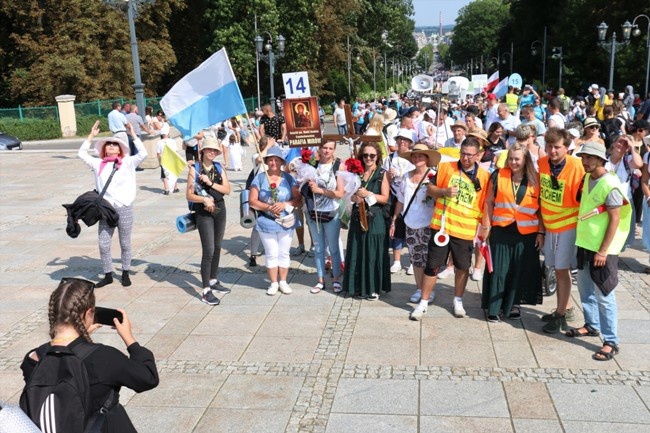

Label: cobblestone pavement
[1,148,649,433]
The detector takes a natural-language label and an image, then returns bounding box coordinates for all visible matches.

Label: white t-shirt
[499,115,521,146]
[606,155,633,198]
[396,171,435,229]
[333,107,346,126]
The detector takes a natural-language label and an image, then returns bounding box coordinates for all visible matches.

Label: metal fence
[0,96,260,122]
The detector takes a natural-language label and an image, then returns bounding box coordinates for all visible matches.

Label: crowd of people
[73,83,650,366]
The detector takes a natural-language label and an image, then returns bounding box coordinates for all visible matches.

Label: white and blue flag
[161,48,247,139]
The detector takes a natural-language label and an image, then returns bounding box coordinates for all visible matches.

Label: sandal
[509,306,521,319]
[565,324,600,338]
[332,281,343,294]
[368,292,379,301]
[644,267,650,274]
[310,282,325,294]
[592,341,619,361]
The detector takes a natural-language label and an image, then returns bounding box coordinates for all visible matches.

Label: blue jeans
[337,125,348,135]
[576,264,619,345]
[306,212,342,280]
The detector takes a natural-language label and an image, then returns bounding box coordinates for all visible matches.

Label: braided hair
[48,279,96,343]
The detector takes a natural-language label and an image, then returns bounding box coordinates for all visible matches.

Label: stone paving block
[211,375,303,410]
[529,338,612,370]
[548,383,650,423]
[129,373,225,407]
[486,320,529,342]
[325,413,417,433]
[353,316,420,339]
[420,381,509,417]
[346,337,420,365]
[192,312,266,337]
[419,416,513,433]
[503,382,556,419]
[330,378,419,415]
[126,406,202,433]
[193,408,291,433]
[271,303,333,316]
[240,336,320,363]
[170,335,251,361]
[158,312,206,336]
[562,421,650,433]
[357,305,411,317]
[615,343,650,370]
[636,385,650,407]
[421,339,497,368]
[0,371,24,403]
[493,341,538,368]
[257,314,329,337]
[420,317,490,341]
[618,319,650,344]
[0,311,32,333]
[143,333,186,360]
[512,418,564,433]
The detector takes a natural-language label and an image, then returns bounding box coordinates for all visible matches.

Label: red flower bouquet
[344,157,364,176]
[301,148,313,164]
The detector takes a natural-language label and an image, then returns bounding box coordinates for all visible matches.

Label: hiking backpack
[19,343,107,433]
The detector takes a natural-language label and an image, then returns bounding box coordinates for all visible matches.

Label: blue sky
[412,0,474,26]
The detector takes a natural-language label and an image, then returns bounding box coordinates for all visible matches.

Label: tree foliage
[0,0,418,107]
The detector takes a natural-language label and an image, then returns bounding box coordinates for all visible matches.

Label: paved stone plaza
[0,146,649,432]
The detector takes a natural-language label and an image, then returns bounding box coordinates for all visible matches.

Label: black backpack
[19,343,112,433]
[601,118,620,148]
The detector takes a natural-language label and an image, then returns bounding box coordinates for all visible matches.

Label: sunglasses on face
[104,142,120,147]
[60,277,95,293]
[362,153,377,159]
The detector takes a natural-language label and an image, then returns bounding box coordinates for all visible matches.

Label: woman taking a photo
[481,142,544,321]
[78,121,147,288]
[186,136,231,305]
[21,278,159,432]
[249,146,301,295]
[304,141,345,294]
[344,142,391,300]
[391,144,441,304]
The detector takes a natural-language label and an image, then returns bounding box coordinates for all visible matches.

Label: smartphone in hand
[94,307,123,326]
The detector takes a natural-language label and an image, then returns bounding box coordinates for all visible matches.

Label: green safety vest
[505,93,518,113]
[576,172,631,255]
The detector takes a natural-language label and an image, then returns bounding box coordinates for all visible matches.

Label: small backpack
[559,95,570,115]
[19,343,111,433]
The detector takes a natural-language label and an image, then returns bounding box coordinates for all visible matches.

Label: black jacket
[63,191,119,238]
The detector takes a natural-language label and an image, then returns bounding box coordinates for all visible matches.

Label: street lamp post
[104,0,155,121]
[501,52,512,75]
[551,47,563,89]
[255,32,286,113]
[597,21,632,90]
[630,15,650,97]
[531,36,547,90]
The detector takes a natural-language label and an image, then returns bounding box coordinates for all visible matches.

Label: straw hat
[399,143,441,167]
[383,108,398,123]
[95,136,130,157]
[466,129,489,148]
[450,119,468,132]
[201,135,223,153]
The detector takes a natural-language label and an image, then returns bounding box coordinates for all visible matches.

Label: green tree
[448,0,510,68]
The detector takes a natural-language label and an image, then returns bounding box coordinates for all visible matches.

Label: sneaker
[542,307,575,322]
[406,264,414,275]
[409,304,427,321]
[487,315,500,323]
[279,281,292,294]
[163,191,170,195]
[453,299,466,318]
[249,256,257,267]
[201,291,220,305]
[542,312,568,334]
[390,262,402,273]
[267,283,279,296]
[307,246,315,258]
[470,267,483,281]
[409,289,422,303]
[437,266,455,279]
[291,245,306,256]
[210,280,231,294]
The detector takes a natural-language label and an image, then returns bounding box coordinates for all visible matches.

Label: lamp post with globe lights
[597,21,632,91]
[255,33,286,113]
[630,15,650,97]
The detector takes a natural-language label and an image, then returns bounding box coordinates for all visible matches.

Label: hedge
[0,116,109,141]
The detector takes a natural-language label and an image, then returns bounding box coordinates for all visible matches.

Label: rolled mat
[240,190,256,229]
[176,212,197,233]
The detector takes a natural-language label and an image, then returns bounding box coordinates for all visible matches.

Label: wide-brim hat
[450,120,468,132]
[383,108,398,123]
[466,130,489,148]
[575,141,607,161]
[201,135,223,153]
[95,136,130,157]
[395,128,417,143]
[263,145,286,163]
[583,117,600,129]
[399,143,441,167]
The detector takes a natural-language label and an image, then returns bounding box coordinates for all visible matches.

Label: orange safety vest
[538,156,584,233]
[491,168,541,235]
[430,161,490,240]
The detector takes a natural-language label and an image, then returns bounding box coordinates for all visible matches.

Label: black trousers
[195,201,227,287]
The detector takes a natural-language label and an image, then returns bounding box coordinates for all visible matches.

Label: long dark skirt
[481,224,543,317]
[343,207,391,297]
